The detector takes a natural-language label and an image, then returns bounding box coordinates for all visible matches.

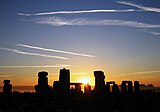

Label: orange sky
[0,67,160,87]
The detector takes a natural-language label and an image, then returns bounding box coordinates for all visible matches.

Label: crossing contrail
[17,9,136,16]
[0,47,69,60]
[17,44,95,58]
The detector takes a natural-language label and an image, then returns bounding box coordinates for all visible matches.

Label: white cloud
[17,44,95,58]
[0,47,69,60]
[117,1,160,13]
[17,9,136,16]
[0,64,70,68]
[118,71,160,76]
[34,16,160,28]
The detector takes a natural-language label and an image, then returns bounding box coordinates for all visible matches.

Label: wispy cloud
[118,71,160,76]
[0,47,69,60]
[49,72,89,76]
[117,1,160,13]
[17,44,95,58]
[0,65,70,68]
[149,32,160,36]
[34,16,160,28]
[138,29,148,31]
[0,75,14,78]
[17,9,137,16]
[72,72,88,75]
[138,29,160,36]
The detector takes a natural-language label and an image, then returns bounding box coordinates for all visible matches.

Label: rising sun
[79,78,90,85]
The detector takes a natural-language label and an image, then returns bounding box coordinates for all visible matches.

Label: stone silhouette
[59,68,70,93]
[3,80,12,94]
[121,81,133,93]
[84,83,91,94]
[134,81,140,93]
[35,71,51,94]
[53,68,70,96]
[53,68,84,96]
[2,68,160,112]
[70,83,83,94]
[106,81,115,92]
[94,71,105,93]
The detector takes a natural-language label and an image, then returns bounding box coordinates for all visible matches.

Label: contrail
[0,47,69,60]
[17,9,136,16]
[17,44,95,58]
[0,64,70,68]
[117,1,160,13]
[118,71,160,76]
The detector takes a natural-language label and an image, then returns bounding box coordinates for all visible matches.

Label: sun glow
[79,78,91,85]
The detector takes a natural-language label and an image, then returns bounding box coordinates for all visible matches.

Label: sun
[79,78,90,85]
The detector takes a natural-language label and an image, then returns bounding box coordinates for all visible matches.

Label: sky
[0,0,160,87]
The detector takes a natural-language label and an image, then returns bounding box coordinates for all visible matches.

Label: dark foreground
[0,92,160,112]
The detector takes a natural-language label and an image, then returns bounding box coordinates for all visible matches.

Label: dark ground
[0,91,160,112]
